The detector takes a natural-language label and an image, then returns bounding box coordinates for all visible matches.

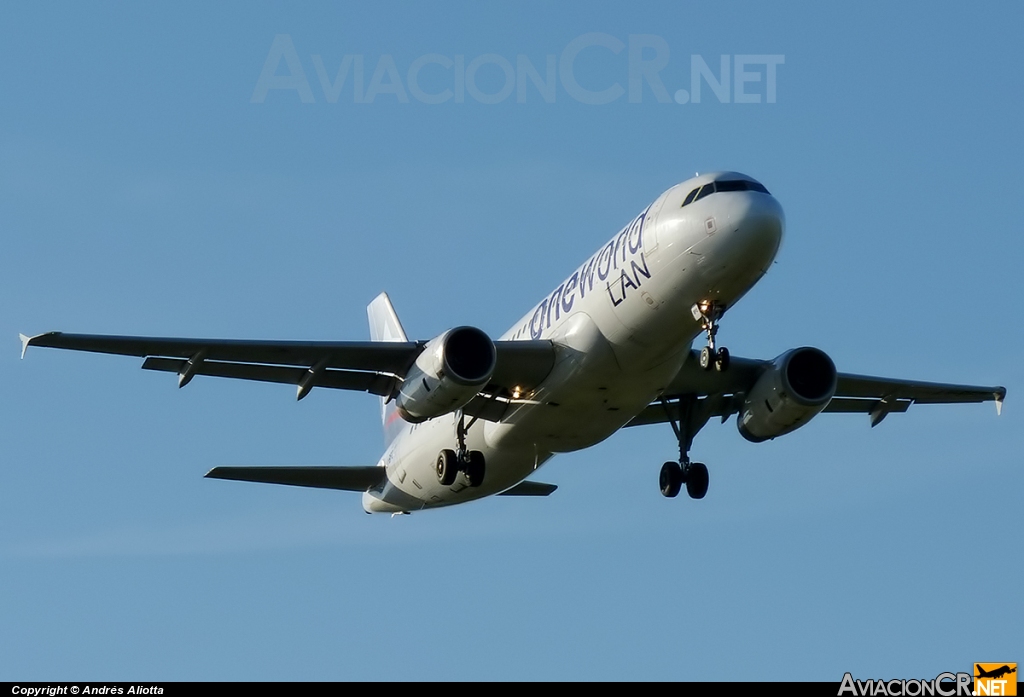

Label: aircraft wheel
[685,462,709,499]
[465,451,486,487]
[699,346,714,371]
[436,449,458,486]
[714,347,730,372]
[659,461,683,498]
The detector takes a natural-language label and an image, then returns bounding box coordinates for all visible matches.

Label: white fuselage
[363,173,785,513]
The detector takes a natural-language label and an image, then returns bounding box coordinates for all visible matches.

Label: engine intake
[441,326,495,385]
[395,326,496,422]
[737,347,837,442]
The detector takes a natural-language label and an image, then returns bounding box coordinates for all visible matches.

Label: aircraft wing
[497,480,558,496]
[19,331,555,407]
[205,465,387,492]
[626,350,1005,428]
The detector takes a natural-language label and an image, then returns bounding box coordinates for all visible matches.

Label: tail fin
[367,293,408,447]
[368,292,409,343]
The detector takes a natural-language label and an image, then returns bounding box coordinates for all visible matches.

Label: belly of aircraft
[369,221,777,512]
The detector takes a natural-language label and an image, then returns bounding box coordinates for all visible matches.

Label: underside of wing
[626,349,761,428]
[828,373,1005,425]
[20,331,556,419]
[497,480,558,496]
[205,465,387,492]
[22,332,420,372]
[834,373,1006,405]
[628,348,1006,429]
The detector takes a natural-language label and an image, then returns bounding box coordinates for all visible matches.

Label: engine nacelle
[737,347,837,443]
[395,326,496,423]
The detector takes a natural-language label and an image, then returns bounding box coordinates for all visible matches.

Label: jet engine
[736,347,837,442]
[395,326,496,423]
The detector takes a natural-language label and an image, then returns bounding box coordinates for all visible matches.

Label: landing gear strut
[693,300,729,372]
[658,396,710,500]
[436,411,486,488]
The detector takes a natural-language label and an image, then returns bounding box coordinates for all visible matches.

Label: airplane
[19,171,1007,514]
[975,665,1016,680]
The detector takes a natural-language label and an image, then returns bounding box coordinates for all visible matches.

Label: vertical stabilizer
[367,293,408,446]
[368,292,409,343]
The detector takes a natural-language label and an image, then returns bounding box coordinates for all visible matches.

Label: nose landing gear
[693,301,730,372]
[436,411,486,488]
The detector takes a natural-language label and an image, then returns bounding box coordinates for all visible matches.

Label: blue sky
[1,2,1021,681]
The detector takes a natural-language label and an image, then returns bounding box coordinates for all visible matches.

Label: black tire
[685,462,709,499]
[466,451,486,487]
[715,346,730,372]
[436,449,458,486]
[659,461,683,498]
[699,346,713,371]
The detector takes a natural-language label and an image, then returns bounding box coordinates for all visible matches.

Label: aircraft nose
[723,191,784,271]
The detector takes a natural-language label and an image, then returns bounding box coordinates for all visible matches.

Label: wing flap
[141,357,395,396]
[823,397,912,414]
[626,394,739,427]
[462,393,512,422]
[205,466,387,492]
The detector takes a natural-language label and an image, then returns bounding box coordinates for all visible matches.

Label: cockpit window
[693,184,715,202]
[714,180,747,192]
[680,179,771,207]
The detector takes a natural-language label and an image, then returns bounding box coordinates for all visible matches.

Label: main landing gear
[658,396,710,500]
[693,300,730,372]
[436,411,486,488]
[659,460,709,500]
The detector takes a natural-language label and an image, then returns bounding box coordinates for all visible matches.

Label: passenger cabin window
[680,179,772,207]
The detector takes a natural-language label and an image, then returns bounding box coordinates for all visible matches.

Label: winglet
[995,388,1006,416]
[18,332,61,359]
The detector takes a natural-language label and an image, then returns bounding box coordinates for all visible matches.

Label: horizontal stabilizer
[498,480,558,496]
[205,466,387,492]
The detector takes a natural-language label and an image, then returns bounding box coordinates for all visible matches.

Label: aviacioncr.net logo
[974,664,1017,696]
[838,672,973,697]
